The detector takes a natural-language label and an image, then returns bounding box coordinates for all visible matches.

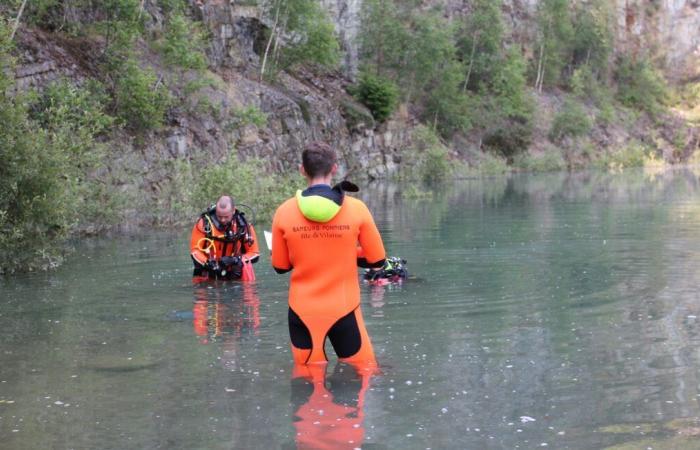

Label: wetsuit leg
[289,307,375,365]
[289,308,315,364]
[330,307,376,365]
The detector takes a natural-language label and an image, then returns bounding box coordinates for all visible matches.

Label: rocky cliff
[12,0,413,198]
[10,0,700,193]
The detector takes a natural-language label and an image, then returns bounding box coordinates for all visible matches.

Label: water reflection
[290,362,376,450]
[3,168,700,449]
[191,282,260,345]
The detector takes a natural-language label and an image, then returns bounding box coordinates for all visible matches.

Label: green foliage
[193,157,302,224]
[455,0,503,92]
[359,0,410,77]
[268,0,340,70]
[113,57,170,132]
[549,98,592,142]
[350,72,398,123]
[232,105,268,128]
[482,117,533,160]
[532,0,574,89]
[512,147,566,172]
[492,49,533,119]
[615,56,669,114]
[594,142,649,169]
[570,1,614,75]
[398,125,452,182]
[151,156,302,225]
[0,20,122,272]
[424,60,471,137]
[160,12,208,70]
[94,0,145,53]
[477,152,509,175]
[0,22,65,272]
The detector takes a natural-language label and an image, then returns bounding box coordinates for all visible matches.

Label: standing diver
[271,141,386,365]
[190,195,259,281]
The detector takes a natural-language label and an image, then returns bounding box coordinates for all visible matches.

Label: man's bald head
[215,195,235,225]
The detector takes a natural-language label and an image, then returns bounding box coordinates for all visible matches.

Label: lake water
[2,168,700,449]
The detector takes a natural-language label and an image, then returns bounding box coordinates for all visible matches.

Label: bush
[512,147,566,172]
[160,12,208,70]
[193,157,302,225]
[31,79,120,227]
[482,116,533,160]
[351,72,399,123]
[232,105,268,128]
[0,18,130,272]
[113,57,171,132]
[549,98,592,141]
[593,142,648,170]
[615,56,669,114]
[398,125,452,182]
[477,152,509,175]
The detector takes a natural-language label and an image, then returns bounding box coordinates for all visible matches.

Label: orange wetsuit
[190,209,259,280]
[271,184,385,365]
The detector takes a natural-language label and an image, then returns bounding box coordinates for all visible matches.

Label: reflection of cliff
[358,168,700,448]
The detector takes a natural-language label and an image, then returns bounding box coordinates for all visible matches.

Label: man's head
[301,141,337,179]
[215,195,235,225]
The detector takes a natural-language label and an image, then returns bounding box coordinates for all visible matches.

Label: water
[2,168,700,449]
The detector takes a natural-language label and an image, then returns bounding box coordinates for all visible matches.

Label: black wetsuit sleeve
[274,266,293,274]
[357,258,385,268]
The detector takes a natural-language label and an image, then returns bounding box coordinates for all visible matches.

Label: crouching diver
[190,195,259,281]
[271,141,386,365]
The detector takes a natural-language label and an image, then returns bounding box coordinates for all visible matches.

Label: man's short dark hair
[302,141,337,178]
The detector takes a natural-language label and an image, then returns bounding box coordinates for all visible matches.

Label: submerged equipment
[364,256,408,284]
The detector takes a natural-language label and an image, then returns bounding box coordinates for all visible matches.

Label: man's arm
[190,220,210,267]
[357,202,386,267]
[242,225,260,264]
[271,208,292,274]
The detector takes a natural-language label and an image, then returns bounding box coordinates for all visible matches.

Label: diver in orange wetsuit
[271,141,386,365]
[190,195,259,281]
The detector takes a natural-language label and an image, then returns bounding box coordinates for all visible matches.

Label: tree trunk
[10,0,28,41]
[535,39,545,92]
[260,1,281,81]
[462,32,478,92]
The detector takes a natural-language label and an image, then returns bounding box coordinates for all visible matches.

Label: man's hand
[205,259,220,273]
[220,256,241,268]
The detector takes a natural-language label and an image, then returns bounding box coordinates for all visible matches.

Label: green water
[2,168,700,449]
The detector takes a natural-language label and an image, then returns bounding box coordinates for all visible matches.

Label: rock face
[320,0,363,77]
[501,0,700,81]
[175,0,412,177]
[9,0,700,191]
[617,0,700,81]
[12,0,413,190]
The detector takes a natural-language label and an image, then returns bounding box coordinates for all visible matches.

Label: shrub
[512,147,566,172]
[193,157,302,225]
[0,22,125,271]
[482,116,533,160]
[593,142,648,170]
[160,12,208,70]
[615,56,669,114]
[477,152,509,175]
[232,105,268,128]
[549,98,592,141]
[351,72,399,123]
[113,57,171,132]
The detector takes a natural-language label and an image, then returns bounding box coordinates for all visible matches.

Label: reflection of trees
[361,168,700,448]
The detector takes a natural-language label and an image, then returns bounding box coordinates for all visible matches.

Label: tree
[260,0,340,79]
[455,0,503,92]
[533,0,574,92]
